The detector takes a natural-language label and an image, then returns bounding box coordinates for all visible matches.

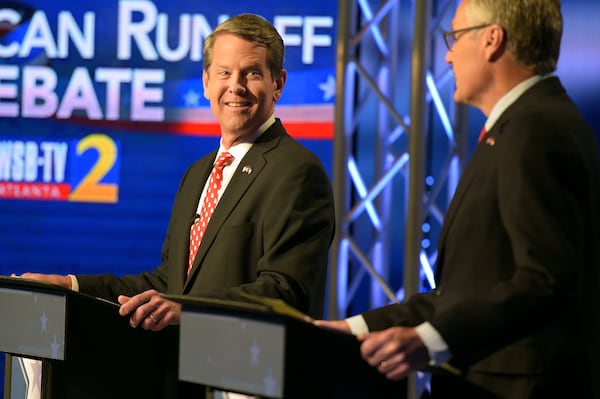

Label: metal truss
[328,1,470,396]
[329,0,471,388]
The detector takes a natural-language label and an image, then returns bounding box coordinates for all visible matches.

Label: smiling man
[18,13,335,398]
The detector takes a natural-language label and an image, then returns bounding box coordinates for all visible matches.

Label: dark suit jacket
[77,119,335,319]
[362,77,600,398]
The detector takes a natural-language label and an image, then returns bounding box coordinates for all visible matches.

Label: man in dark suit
[19,14,335,326]
[319,0,600,398]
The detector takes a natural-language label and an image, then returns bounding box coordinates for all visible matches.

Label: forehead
[452,1,470,27]
[211,34,268,65]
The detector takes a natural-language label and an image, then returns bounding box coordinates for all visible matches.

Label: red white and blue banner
[0,1,337,396]
[0,0,336,203]
[0,0,337,276]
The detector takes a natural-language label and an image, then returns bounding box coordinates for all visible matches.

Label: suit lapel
[436,77,563,274]
[169,152,215,290]
[439,78,561,249]
[437,144,487,250]
[184,122,283,287]
[436,121,504,279]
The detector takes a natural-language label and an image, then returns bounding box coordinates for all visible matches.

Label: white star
[183,88,201,107]
[318,74,336,101]
[51,333,61,359]
[250,339,261,365]
[41,310,48,333]
[263,367,279,397]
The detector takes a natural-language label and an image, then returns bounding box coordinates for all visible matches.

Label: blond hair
[203,13,285,80]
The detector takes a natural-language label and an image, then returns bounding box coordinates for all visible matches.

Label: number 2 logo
[69,134,119,203]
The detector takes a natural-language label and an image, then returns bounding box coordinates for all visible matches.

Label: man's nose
[228,75,247,94]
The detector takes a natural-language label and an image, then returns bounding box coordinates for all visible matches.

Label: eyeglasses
[442,24,492,51]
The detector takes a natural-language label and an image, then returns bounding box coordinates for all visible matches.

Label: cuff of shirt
[68,274,79,292]
[414,322,451,365]
[346,314,370,335]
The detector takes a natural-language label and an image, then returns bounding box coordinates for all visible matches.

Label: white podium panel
[179,312,285,398]
[0,288,66,361]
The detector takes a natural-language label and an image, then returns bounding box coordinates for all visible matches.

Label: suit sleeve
[430,115,587,366]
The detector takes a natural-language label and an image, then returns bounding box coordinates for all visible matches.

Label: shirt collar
[484,75,547,132]
[215,115,276,163]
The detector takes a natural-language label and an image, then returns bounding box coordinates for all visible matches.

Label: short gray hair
[466,0,562,74]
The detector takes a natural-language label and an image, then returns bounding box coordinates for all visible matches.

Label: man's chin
[453,91,463,104]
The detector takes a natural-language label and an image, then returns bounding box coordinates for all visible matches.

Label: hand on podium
[118,289,182,332]
[357,326,430,381]
[10,274,180,332]
[12,272,73,290]
[317,319,431,381]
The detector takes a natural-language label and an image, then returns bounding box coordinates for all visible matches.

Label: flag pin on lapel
[242,165,253,174]
[486,137,496,146]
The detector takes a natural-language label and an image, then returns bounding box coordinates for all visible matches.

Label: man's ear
[273,69,287,102]
[202,70,209,100]
[484,24,506,61]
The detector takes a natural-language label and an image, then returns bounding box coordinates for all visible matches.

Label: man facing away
[319,1,600,398]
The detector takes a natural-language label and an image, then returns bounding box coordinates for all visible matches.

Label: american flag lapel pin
[486,137,496,146]
[242,165,253,174]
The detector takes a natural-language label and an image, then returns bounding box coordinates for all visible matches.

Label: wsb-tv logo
[0,134,121,203]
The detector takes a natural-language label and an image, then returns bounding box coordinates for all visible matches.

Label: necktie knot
[215,151,234,170]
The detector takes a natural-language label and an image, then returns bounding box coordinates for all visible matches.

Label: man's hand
[359,326,430,380]
[15,273,72,289]
[118,289,181,331]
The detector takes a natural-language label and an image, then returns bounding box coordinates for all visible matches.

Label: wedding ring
[380,360,387,369]
[148,314,158,323]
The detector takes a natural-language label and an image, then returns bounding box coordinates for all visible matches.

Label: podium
[168,294,407,399]
[0,276,182,399]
